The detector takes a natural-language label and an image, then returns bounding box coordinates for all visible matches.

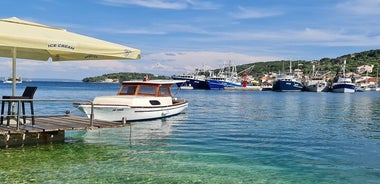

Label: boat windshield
[159,86,171,96]
[138,86,156,95]
[118,83,173,96]
[118,85,137,95]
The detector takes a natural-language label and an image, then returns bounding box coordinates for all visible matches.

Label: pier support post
[38,131,65,144]
[0,134,7,148]
[0,130,65,148]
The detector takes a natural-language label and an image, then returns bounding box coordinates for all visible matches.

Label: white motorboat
[75,80,188,122]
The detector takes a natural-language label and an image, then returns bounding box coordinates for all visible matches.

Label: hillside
[238,49,380,77]
[82,72,169,82]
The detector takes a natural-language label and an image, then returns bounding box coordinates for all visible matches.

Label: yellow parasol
[0,17,141,95]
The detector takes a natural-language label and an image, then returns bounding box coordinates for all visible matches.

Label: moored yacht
[75,80,188,122]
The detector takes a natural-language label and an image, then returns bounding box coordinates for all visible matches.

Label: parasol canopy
[0,17,141,95]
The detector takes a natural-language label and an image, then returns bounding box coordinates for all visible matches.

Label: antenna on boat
[312,61,316,77]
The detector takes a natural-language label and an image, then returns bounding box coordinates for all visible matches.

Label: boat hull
[190,79,210,89]
[359,84,380,91]
[305,82,329,92]
[206,79,242,89]
[172,77,209,90]
[332,83,356,93]
[77,100,188,122]
[272,80,303,92]
[224,86,262,91]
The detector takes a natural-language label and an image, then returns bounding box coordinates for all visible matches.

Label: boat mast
[343,59,346,78]
[282,60,284,74]
[289,60,292,74]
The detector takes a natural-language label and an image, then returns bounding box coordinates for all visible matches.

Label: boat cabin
[117,81,173,97]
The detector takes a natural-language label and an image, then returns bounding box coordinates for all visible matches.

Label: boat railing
[0,98,94,130]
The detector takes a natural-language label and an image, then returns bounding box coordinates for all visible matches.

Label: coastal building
[104,78,119,83]
[293,68,303,78]
[356,65,374,74]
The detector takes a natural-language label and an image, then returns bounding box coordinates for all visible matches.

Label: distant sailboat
[3,76,22,84]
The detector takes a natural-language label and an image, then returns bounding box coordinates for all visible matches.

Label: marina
[75,80,188,122]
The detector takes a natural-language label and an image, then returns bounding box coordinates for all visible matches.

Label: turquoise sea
[0,81,380,183]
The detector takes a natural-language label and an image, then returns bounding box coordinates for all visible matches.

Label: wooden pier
[0,115,128,148]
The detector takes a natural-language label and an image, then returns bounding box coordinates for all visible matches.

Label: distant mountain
[82,72,170,82]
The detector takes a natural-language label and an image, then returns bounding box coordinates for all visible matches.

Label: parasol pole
[12,47,16,96]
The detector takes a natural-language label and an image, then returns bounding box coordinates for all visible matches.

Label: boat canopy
[122,80,186,85]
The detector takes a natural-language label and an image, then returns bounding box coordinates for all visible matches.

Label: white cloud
[185,0,221,10]
[138,51,280,75]
[163,24,209,34]
[98,28,167,35]
[100,23,208,36]
[101,0,220,10]
[201,27,380,47]
[230,6,283,19]
[102,0,186,9]
[337,0,380,15]
[293,28,349,42]
[290,28,380,47]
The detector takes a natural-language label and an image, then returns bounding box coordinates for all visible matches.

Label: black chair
[1,86,37,126]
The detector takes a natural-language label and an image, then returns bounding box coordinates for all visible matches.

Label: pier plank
[1,115,130,147]
[1,115,126,134]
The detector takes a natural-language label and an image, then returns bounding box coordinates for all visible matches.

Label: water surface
[1,82,379,183]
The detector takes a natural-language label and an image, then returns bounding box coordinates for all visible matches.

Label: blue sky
[1,0,380,80]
